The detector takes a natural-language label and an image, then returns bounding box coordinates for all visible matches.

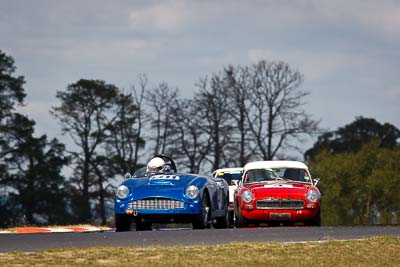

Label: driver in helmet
[146,157,169,175]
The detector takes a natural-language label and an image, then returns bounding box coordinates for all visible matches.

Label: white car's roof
[212,167,243,175]
[243,161,308,171]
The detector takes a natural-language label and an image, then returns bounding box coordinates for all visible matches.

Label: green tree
[365,146,400,223]
[305,116,400,160]
[1,51,70,227]
[0,50,26,120]
[0,50,26,184]
[52,79,131,224]
[1,114,70,225]
[309,141,400,225]
[95,89,145,223]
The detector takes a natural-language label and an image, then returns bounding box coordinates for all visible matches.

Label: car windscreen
[271,168,311,183]
[217,172,242,184]
[133,167,147,177]
[243,169,280,183]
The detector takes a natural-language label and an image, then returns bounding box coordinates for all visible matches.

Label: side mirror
[314,178,320,186]
[125,172,132,180]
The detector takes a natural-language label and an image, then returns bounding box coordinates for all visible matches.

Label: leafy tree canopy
[305,116,400,160]
[0,50,26,119]
[309,141,400,226]
[0,113,70,226]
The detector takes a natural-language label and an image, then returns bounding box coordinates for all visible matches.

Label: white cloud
[232,1,400,38]
[128,0,188,32]
[247,46,387,84]
[2,0,399,138]
[248,49,278,64]
[62,40,149,63]
[247,48,346,82]
[313,0,400,36]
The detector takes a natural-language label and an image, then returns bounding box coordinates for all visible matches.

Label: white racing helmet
[146,157,166,174]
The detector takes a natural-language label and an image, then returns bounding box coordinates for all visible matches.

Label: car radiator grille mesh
[256,199,304,209]
[130,198,184,210]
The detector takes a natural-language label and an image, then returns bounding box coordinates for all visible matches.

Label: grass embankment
[1,237,399,267]
[0,224,111,233]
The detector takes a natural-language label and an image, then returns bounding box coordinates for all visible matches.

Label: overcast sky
[1,0,399,154]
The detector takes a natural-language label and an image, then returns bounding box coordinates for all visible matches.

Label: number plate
[269,213,291,220]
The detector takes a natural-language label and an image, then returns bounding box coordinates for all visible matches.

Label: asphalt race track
[1,226,400,253]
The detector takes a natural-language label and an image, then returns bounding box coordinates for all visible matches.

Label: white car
[212,167,243,217]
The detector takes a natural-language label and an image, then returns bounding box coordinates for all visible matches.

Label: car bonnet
[123,173,204,200]
[244,181,312,199]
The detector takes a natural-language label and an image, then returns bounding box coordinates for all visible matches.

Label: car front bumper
[115,197,202,216]
[240,207,319,221]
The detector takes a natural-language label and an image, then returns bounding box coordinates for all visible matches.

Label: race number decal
[150,175,180,180]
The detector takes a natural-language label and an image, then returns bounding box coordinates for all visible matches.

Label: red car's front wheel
[235,205,248,227]
[305,208,321,226]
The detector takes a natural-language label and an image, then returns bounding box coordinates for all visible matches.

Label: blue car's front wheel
[135,219,152,231]
[192,193,210,229]
[115,213,132,232]
[214,208,230,228]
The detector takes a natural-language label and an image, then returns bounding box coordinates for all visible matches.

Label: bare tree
[145,82,179,155]
[131,74,148,169]
[103,74,147,175]
[195,75,233,171]
[168,99,213,173]
[247,60,319,160]
[224,65,257,166]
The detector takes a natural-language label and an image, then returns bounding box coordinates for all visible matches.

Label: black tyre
[305,208,321,226]
[268,221,281,227]
[135,219,152,231]
[115,213,132,232]
[214,208,230,229]
[192,193,211,229]
[235,205,248,227]
[229,210,235,227]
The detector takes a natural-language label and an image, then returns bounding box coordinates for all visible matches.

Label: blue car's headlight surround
[185,185,199,199]
[116,185,129,199]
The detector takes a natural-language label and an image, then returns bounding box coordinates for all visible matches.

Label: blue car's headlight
[185,185,199,199]
[116,185,129,199]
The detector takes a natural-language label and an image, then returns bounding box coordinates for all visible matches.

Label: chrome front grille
[130,198,184,210]
[256,199,304,209]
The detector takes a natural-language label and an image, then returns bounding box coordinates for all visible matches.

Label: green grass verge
[1,236,399,267]
[0,224,111,233]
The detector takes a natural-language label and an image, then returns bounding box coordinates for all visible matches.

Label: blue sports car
[114,155,230,231]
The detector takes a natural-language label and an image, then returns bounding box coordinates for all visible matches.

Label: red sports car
[234,160,321,226]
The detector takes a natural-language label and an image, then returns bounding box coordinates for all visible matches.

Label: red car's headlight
[241,190,253,203]
[306,188,321,202]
